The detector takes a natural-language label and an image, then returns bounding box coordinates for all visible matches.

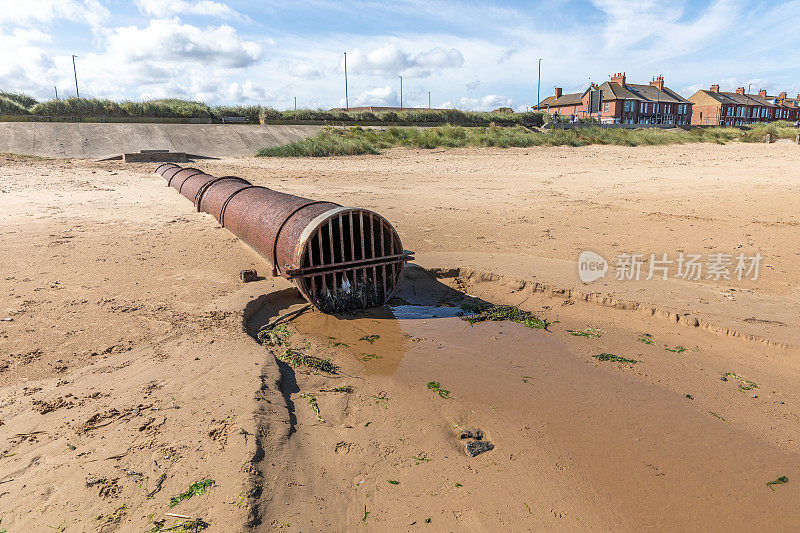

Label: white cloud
[0,0,109,26]
[102,18,261,68]
[135,0,244,20]
[352,85,398,106]
[441,94,513,112]
[288,62,328,80]
[346,43,463,77]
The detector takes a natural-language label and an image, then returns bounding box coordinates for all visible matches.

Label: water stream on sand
[278,291,800,530]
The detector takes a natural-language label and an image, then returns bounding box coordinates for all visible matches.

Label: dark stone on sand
[240,269,258,283]
[466,441,494,457]
[460,428,484,440]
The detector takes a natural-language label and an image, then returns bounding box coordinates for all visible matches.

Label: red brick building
[688,86,800,125]
[537,73,692,125]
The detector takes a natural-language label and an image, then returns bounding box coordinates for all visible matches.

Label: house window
[604,102,609,112]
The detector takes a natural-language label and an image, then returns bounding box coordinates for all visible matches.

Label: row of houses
[537,72,800,126]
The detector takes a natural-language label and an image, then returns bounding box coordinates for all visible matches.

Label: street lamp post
[536,58,541,111]
[294,96,297,110]
[71,55,79,98]
[398,76,403,111]
[344,52,349,111]
[428,91,431,109]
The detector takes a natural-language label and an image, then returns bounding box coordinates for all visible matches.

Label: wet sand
[1,143,799,530]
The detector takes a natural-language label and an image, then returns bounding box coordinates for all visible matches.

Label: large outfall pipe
[155,163,412,312]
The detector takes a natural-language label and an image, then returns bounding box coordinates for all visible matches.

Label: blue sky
[1,0,799,110]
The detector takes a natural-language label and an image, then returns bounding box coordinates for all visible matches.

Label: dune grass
[0,91,548,126]
[255,123,779,156]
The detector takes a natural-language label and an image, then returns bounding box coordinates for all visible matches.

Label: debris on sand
[460,304,552,330]
[427,381,452,399]
[300,393,323,422]
[724,372,758,391]
[239,269,257,283]
[169,479,215,508]
[459,428,484,440]
[766,475,789,491]
[567,327,602,338]
[665,345,686,353]
[359,334,380,343]
[637,333,654,345]
[466,441,494,457]
[278,348,336,374]
[593,353,639,364]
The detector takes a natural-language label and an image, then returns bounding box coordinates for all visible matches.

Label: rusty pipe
[155,163,412,311]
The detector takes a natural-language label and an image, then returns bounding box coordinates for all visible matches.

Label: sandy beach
[1,142,799,531]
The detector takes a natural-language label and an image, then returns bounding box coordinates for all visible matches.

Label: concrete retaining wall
[0,122,322,158]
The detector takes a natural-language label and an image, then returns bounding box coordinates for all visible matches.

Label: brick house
[767,91,800,122]
[688,85,800,125]
[537,73,692,125]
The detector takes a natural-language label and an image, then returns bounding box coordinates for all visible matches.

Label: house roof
[626,84,690,104]
[720,92,758,106]
[538,91,584,107]
[692,90,739,105]
[743,93,777,107]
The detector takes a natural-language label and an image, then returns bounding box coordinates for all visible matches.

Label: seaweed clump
[460,303,552,330]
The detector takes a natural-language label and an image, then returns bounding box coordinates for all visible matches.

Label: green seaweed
[766,475,789,491]
[593,353,639,364]
[373,392,390,406]
[169,478,214,508]
[387,479,400,485]
[300,393,323,422]
[724,372,758,391]
[361,353,382,361]
[426,381,452,399]
[279,348,336,373]
[709,411,729,423]
[567,327,602,338]
[665,345,686,353]
[360,334,380,343]
[637,334,654,345]
[461,304,552,330]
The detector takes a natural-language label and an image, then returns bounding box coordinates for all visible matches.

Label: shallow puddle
[286,299,800,529]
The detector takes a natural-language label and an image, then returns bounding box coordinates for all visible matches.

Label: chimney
[797,93,800,100]
[710,84,720,93]
[554,87,562,99]
[758,89,767,97]
[778,91,787,99]
[735,87,745,94]
[650,75,664,91]
[611,72,626,86]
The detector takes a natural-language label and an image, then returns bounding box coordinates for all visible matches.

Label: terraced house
[688,86,800,125]
[537,73,692,125]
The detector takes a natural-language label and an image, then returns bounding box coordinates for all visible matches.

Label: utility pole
[294,96,297,110]
[72,55,79,98]
[344,52,349,111]
[428,91,431,109]
[536,58,541,110]
[54,86,58,99]
[398,76,403,110]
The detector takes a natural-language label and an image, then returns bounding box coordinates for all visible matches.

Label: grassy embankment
[256,123,799,156]
[0,91,545,126]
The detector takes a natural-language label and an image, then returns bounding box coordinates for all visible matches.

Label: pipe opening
[298,209,404,313]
